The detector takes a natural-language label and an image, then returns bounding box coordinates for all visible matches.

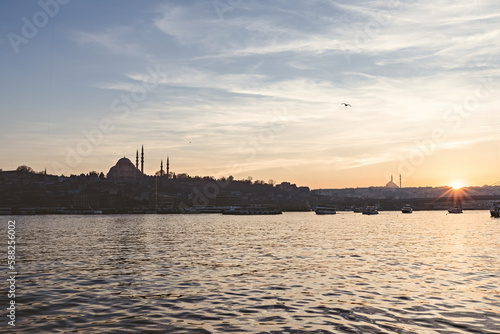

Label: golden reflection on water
[5,211,500,333]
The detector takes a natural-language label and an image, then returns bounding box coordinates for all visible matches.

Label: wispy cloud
[75,26,146,57]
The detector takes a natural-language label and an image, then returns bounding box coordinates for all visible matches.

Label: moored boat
[448,199,463,214]
[199,206,231,214]
[490,202,500,217]
[362,206,378,215]
[223,205,282,215]
[315,206,336,215]
[401,204,412,213]
[184,206,231,214]
[448,207,463,214]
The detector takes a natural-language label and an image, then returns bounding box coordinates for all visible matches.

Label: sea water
[2,211,500,333]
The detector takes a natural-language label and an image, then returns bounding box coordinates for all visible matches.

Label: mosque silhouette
[107,146,170,179]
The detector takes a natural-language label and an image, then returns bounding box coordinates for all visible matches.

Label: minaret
[141,145,144,174]
[160,160,164,176]
[166,156,170,177]
[136,150,139,169]
[399,174,402,188]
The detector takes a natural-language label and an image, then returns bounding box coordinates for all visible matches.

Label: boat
[182,207,203,214]
[182,206,232,214]
[362,206,378,215]
[401,204,412,213]
[223,205,282,215]
[448,199,463,214]
[315,206,336,215]
[448,207,463,214]
[353,207,363,213]
[199,206,231,214]
[490,202,500,217]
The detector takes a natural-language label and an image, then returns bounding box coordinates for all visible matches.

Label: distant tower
[136,150,139,169]
[399,174,402,188]
[160,160,164,176]
[166,156,170,177]
[141,145,144,174]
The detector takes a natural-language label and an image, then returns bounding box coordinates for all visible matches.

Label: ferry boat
[448,207,463,214]
[199,206,231,214]
[401,204,413,213]
[362,206,378,215]
[223,205,282,215]
[315,206,336,215]
[490,202,500,217]
[448,199,463,214]
[182,206,231,214]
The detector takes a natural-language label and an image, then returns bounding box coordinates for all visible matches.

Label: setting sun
[451,181,465,190]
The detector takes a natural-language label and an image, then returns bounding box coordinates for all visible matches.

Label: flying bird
[341,103,352,107]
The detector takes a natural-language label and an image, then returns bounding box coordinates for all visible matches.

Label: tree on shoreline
[16,165,34,173]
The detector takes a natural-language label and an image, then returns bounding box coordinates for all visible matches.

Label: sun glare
[451,181,465,190]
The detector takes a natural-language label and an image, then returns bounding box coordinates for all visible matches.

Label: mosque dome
[385,180,399,188]
[385,175,399,188]
[117,157,134,167]
[107,157,143,179]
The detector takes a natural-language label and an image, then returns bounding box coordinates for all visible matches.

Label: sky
[1,0,499,189]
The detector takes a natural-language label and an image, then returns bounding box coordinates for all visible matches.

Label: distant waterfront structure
[385,175,399,188]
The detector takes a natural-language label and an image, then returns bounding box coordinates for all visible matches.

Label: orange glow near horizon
[433,181,474,208]
[433,181,468,206]
[450,181,465,190]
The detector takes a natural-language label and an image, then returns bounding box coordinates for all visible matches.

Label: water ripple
[2,211,500,333]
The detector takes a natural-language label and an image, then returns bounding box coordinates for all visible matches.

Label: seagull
[341,103,352,107]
